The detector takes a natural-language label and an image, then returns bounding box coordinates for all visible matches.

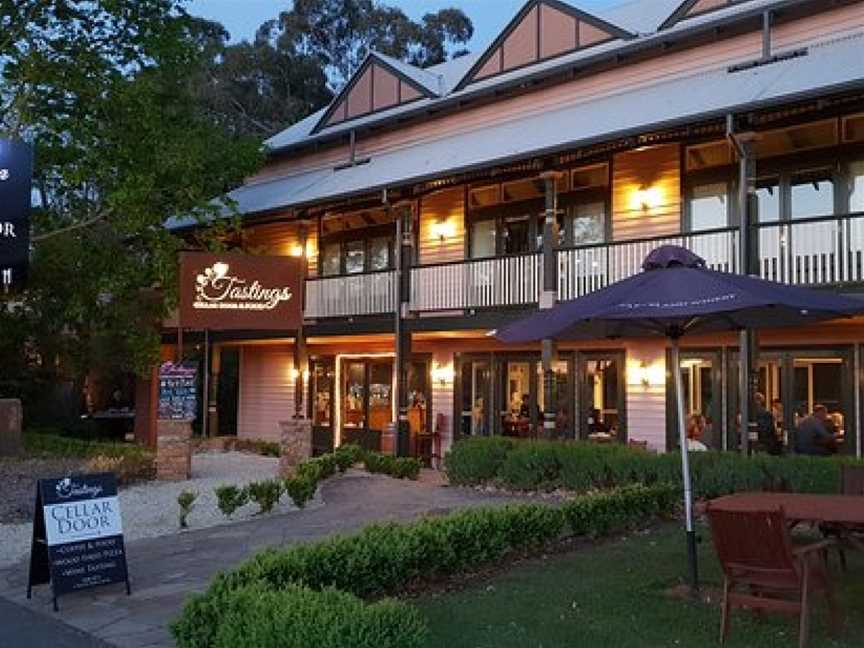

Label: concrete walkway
[0,471,527,648]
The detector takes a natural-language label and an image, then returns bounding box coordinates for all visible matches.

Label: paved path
[0,472,526,647]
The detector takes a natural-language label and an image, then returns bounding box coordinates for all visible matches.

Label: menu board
[157,362,198,421]
[27,473,131,611]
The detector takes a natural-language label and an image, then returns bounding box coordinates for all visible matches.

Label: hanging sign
[27,473,131,611]
[0,139,33,291]
[158,361,199,421]
[179,252,304,330]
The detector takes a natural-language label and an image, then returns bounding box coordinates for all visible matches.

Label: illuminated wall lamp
[629,361,664,388]
[430,220,456,242]
[631,185,664,212]
[431,363,455,386]
[290,368,311,381]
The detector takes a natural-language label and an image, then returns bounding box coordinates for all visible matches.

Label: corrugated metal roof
[170,32,864,229]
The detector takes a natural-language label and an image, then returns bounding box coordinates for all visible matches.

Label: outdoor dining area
[701,465,864,647]
[497,245,864,647]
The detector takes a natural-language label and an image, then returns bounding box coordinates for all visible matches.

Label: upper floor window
[688,182,730,231]
[790,169,834,220]
[755,177,781,223]
[319,214,395,276]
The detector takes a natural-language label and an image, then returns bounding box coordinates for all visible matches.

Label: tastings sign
[27,473,131,611]
[179,252,304,330]
[0,139,33,291]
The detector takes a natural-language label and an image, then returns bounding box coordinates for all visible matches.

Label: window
[850,160,864,212]
[368,237,391,271]
[321,243,341,276]
[344,240,365,274]
[470,220,496,258]
[688,182,729,231]
[755,177,781,223]
[568,201,606,245]
[503,216,531,255]
[790,169,834,220]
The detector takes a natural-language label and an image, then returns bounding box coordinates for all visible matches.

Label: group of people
[685,393,844,456]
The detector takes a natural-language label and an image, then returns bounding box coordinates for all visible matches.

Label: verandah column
[394,201,414,457]
[540,171,561,440]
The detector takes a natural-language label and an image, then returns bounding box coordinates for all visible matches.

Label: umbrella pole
[671,336,699,592]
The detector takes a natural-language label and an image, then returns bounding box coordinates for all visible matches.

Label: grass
[415,523,863,648]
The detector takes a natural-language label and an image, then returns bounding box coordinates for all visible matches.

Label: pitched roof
[168,32,864,229]
[264,0,808,155]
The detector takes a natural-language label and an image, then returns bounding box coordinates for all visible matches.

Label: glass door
[668,350,723,451]
[500,360,537,438]
[340,359,394,452]
[309,358,335,455]
[459,358,493,438]
[536,359,573,439]
[578,352,626,442]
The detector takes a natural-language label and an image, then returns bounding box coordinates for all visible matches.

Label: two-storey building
[156,0,864,460]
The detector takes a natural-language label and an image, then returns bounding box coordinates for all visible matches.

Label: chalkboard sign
[158,361,198,421]
[27,473,131,611]
[0,139,33,291]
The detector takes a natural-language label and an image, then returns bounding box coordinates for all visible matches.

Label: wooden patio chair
[822,465,864,570]
[707,506,840,648]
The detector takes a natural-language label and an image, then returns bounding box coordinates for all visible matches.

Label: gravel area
[0,456,87,523]
[0,451,320,569]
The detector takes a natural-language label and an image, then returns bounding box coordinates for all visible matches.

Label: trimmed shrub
[172,484,676,648]
[363,453,422,480]
[247,480,283,514]
[443,436,514,485]
[178,491,198,529]
[392,457,422,481]
[84,453,156,484]
[215,485,249,518]
[176,584,427,648]
[334,444,364,472]
[285,476,317,509]
[446,437,861,497]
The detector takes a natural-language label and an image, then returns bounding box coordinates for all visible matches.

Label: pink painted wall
[238,346,295,442]
[625,339,667,452]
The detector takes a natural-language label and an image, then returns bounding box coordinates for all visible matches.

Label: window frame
[318,221,396,277]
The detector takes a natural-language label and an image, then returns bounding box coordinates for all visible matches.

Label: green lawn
[415,523,863,648]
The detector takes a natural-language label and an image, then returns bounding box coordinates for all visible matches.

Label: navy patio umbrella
[497,245,864,590]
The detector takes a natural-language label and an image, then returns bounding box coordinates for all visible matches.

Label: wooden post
[540,172,560,439]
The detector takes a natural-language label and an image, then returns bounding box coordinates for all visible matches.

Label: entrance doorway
[309,358,335,455]
[458,356,494,438]
[340,358,393,452]
[668,350,724,451]
[578,352,626,442]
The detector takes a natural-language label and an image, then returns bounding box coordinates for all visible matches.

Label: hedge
[172,483,677,648]
[208,585,426,648]
[445,437,860,497]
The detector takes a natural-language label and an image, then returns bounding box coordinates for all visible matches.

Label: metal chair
[707,506,840,648]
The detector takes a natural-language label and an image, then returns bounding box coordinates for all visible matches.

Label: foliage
[334,444,364,472]
[24,430,152,460]
[443,436,516,485]
[364,452,422,480]
[172,485,675,648]
[178,490,198,529]
[247,479,284,515]
[0,0,263,413]
[214,485,249,518]
[444,438,861,497]
[284,476,317,509]
[175,584,427,648]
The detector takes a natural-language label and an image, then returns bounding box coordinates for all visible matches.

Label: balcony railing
[558,228,739,301]
[410,253,543,312]
[757,212,864,286]
[306,213,863,320]
[305,270,396,319]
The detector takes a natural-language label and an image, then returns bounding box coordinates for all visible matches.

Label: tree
[0,0,262,418]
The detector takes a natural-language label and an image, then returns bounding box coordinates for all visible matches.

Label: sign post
[0,139,33,292]
[27,473,131,611]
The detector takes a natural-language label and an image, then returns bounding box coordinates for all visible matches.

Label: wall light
[430,219,456,242]
[627,359,664,388]
[290,368,311,381]
[290,245,305,258]
[630,185,664,211]
[431,363,455,386]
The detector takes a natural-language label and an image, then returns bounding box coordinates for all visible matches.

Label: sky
[187,0,623,51]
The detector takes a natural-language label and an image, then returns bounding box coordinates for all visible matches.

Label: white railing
[304,271,396,319]
[758,214,864,286]
[410,253,543,312]
[558,229,739,301]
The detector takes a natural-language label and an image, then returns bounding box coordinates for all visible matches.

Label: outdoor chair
[707,506,840,648]
[821,465,864,570]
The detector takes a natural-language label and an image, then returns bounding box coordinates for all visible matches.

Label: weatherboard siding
[626,340,667,453]
[612,144,682,242]
[418,188,466,265]
[243,222,319,277]
[249,5,862,187]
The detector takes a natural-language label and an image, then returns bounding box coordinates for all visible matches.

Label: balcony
[304,270,396,319]
[304,213,864,321]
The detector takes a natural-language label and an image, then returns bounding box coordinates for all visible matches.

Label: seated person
[795,405,840,456]
[686,412,708,452]
[588,408,609,434]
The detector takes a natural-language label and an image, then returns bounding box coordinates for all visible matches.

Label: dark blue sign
[27,473,131,611]
[0,139,33,291]
[158,361,199,421]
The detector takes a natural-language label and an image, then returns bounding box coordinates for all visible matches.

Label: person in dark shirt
[754,393,781,455]
[795,405,839,456]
